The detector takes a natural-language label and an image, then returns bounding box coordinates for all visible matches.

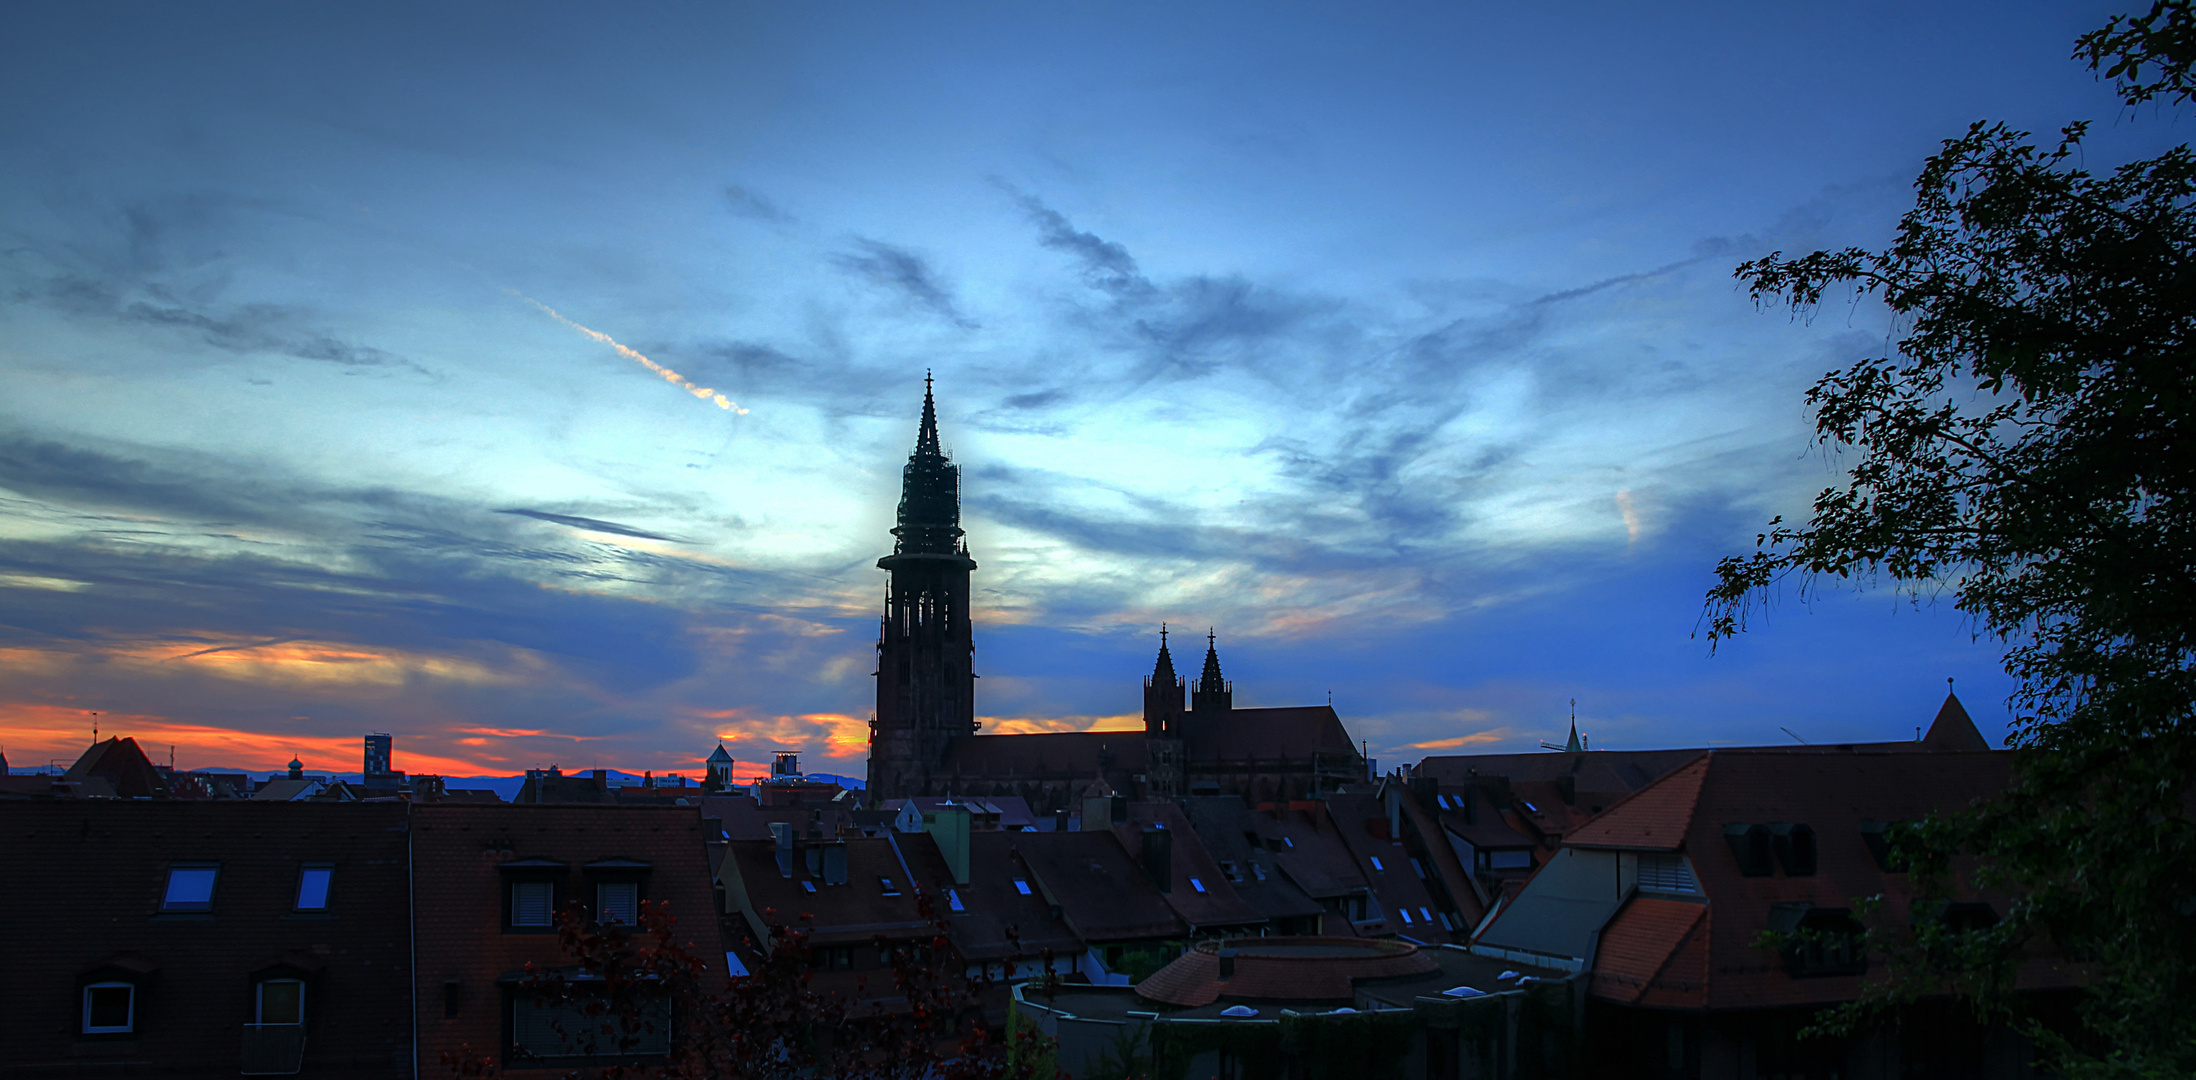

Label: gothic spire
[916,369,942,458]
[1152,623,1179,684]
[891,373,964,556]
[1198,629,1225,693]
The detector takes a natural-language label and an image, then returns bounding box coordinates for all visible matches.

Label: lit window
[511,881,554,927]
[1399,908,1413,923]
[597,882,639,924]
[1013,879,1032,896]
[295,866,332,911]
[162,865,218,911]
[726,952,749,978]
[256,979,304,1025]
[82,982,134,1034]
[947,888,965,912]
[1419,906,1433,923]
[1189,877,1206,893]
[800,880,817,894]
[1369,856,1384,872]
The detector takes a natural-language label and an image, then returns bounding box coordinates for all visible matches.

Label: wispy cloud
[830,239,979,329]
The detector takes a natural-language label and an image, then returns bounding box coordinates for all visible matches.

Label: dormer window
[161,864,218,912]
[879,877,900,896]
[1638,853,1698,893]
[294,865,333,911]
[1769,823,1817,876]
[1722,824,1774,877]
[82,983,135,1034]
[1769,904,1867,978]
[256,979,304,1026]
[1251,863,1268,881]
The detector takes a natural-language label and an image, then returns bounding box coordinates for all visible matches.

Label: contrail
[511,291,748,414]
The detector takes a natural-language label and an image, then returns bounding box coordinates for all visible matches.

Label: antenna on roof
[1780,727,1809,745]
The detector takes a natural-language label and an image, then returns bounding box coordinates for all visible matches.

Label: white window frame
[255,979,305,1026]
[82,981,135,1034]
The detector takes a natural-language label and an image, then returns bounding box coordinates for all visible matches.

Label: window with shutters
[596,881,639,925]
[510,992,671,1061]
[1638,853,1699,893]
[511,881,555,929]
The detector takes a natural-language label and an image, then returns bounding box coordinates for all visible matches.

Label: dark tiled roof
[940,732,1148,779]
[1117,802,1267,931]
[1015,829,1185,942]
[1922,692,1992,750]
[718,833,945,947]
[2,801,413,1076]
[1178,797,1326,923]
[1135,937,1436,1007]
[1184,707,1357,761]
[63,737,171,798]
[1324,794,1443,938]
[1255,802,1369,901]
[949,832,1085,960]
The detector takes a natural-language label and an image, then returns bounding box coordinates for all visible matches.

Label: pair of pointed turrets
[1146,624,1232,733]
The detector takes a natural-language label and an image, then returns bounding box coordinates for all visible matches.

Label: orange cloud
[979,712,1144,736]
[0,635,519,690]
[1409,730,1507,751]
[0,702,492,776]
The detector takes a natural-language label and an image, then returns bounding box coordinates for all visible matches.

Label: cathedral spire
[1191,628,1232,713]
[916,369,942,458]
[1152,623,1178,684]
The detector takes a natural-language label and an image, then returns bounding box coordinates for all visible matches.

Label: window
[1220,860,1243,882]
[800,880,817,894]
[1369,856,1384,871]
[1769,904,1867,978]
[511,881,554,927]
[1484,849,1532,871]
[1420,906,1433,923]
[879,876,900,896]
[1251,863,1267,881]
[1410,858,1428,878]
[1283,837,1294,849]
[295,866,332,911]
[597,882,639,925]
[1012,879,1032,896]
[512,994,670,1060]
[83,982,134,1034]
[1399,907,1413,924]
[256,980,304,1025]
[1189,877,1206,894]
[1638,853,1698,893]
[1519,800,1539,814]
[1722,824,1775,877]
[1770,823,1817,876]
[162,865,218,911]
[947,888,965,912]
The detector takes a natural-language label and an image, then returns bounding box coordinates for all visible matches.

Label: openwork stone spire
[891,370,964,557]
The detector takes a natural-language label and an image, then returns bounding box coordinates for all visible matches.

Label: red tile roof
[1589,897,1708,1005]
[1562,754,1710,851]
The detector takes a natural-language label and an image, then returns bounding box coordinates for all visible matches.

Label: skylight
[295,866,332,911]
[1369,856,1384,871]
[162,866,218,911]
[1189,877,1206,893]
[947,888,965,912]
[801,881,817,894]
[1013,879,1031,896]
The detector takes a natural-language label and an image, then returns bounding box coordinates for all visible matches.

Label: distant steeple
[1921,680,1991,751]
[1565,699,1583,753]
[1152,623,1178,684]
[1191,629,1232,713]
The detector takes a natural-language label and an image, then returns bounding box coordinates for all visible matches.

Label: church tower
[1143,626,1187,798]
[868,375,978,800]
[1191,629,1233,714]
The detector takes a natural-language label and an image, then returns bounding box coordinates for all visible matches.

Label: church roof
[940,731,1149,779]
[706,744,734,764]
[1183,706,1357,761]
[1196,631,1226,693]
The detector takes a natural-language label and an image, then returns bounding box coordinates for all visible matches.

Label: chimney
[1140,826,1173,894]
[1081,795,1126,831]
[769,821,795,878]
[822,843,849,886]
[1053,808,1070,832]
[926,804,971,886]
[1557,774,1577,806]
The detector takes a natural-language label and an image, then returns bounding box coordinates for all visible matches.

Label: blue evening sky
[0,2,2172,777]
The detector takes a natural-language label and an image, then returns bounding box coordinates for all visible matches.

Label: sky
[1,1,2180,780]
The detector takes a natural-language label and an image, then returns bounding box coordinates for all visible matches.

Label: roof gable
[1562,754,1711,851]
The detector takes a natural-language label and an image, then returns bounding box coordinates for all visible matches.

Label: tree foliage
[444,897,1055,1080]
[1706,3,2196,1075]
